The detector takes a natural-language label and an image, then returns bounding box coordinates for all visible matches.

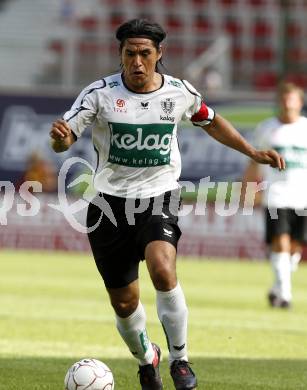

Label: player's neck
[278,112,300,124]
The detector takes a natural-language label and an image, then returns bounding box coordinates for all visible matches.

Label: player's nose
[132,55,142,67]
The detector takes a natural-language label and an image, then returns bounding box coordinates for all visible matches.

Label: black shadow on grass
[0,357,306,390]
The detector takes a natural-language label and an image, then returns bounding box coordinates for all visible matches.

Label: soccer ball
[64,358,114,390]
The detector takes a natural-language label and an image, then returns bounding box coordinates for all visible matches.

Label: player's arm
[50,119,76,153]
[183,79,284,169]
[49,79,105,153]
[201,113,285,170]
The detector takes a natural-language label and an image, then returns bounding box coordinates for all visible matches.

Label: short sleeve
[181,79,215,126]
[63,79,105,138]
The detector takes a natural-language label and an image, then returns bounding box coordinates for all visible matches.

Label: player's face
[279,91,303,116]
[121,38,162,91]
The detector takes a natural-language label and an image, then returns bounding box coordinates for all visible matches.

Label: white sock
[115,301,154,366]
[291,252,301,272]
[156,283,188,364]
[270,252,292,301]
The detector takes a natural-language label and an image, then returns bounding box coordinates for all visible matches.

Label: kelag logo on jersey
[108,122,174,167]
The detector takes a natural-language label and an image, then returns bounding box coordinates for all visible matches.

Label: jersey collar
[121,73,164,94]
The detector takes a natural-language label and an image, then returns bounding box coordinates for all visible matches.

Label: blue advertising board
[0,92,252,186]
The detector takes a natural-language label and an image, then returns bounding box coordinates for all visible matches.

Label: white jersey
[63,73,215,198]
[254,116,307,208]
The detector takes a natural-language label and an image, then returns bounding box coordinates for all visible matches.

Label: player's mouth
[132,71,145,77]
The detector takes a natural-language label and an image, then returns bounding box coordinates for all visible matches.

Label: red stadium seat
[78,16,99,31]
[252,20,272,38]
[166,42,184,56]
[48,39,64,54]
[134,0,152,4]
[194,44,209,56]
[77,42,102,54]
[232,46,244,61]
[300,74,307,88]
[248,0,265,6]
[166,15,183,31]
[287,48,303,63]
[193,15,212,33]
[252,47,275,62]
[109,42,119,56]
[137,12,152,20]
[287,48,307,63]
[163,0,176,4]
[254,72,278,90]
[286,73,307,88]
[191,0,208,4]
[224,18,242,35]
[109,12,125,28]
[286,22,302,38]
[220,0,238,6]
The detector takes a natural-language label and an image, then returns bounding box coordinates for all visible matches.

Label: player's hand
[253,149,286,170]
[50,119,72,140]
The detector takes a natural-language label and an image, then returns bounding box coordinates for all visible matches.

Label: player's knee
[110,296,139,318]
[149,254,177,290]
[271,234,291,252]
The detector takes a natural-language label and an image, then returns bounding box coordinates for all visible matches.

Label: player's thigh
[266,208,291,245]
[136,190,182,256]
[87,201,140,289]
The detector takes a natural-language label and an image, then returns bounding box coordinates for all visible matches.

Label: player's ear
[157,45,162,61]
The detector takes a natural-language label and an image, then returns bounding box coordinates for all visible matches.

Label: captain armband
[191,102,215,127]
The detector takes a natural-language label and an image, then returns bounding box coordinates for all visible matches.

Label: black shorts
[87,190,182,288]
[265,208,307,244]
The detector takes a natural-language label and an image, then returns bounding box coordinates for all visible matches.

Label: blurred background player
[50,18,284,390]
[241,82,307,309]
[18,152,58,193]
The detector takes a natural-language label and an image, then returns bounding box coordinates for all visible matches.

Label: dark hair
[116,19,166,51]
[277,81,304,102]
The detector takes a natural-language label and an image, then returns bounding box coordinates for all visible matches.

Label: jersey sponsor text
[108,122,174,167]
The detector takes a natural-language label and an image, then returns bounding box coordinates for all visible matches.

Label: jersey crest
[161,98,175,115]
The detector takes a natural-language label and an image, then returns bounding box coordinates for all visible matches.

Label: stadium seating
[193,15,212,33]
[252,20,272,38]
[223,18,242,36]
[1,0,307,90]
[78,16,99,31]
[220,0,238,7]
[165,14,184,31]
[254,71,278,90]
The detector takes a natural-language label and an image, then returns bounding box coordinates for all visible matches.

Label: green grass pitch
[0,250,307,389]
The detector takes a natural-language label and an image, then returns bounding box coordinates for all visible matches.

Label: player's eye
[141,51,150,57]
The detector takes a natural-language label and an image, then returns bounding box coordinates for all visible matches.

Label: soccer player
[50,19,285,390]
[242,82,307,309]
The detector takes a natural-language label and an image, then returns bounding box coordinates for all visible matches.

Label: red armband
[191,102,215,126]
